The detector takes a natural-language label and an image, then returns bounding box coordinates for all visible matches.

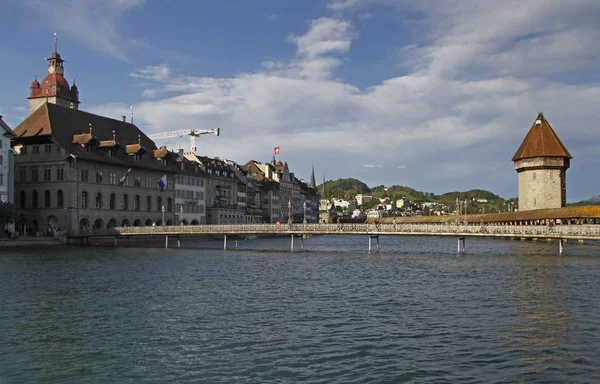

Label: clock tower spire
[28,34,80,115]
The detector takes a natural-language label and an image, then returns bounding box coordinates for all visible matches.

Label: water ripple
[1,237,600,383]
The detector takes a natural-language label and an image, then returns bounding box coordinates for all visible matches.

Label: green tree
[0,203,17,240]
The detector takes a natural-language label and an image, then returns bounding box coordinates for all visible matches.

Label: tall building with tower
[512,113,572,211]
[12,43,182,235]
[28,37,80,115]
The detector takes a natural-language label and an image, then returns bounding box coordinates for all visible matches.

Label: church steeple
[309,162,316,189]
[28,34,80,115]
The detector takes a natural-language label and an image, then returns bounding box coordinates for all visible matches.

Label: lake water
[1,235,600,383]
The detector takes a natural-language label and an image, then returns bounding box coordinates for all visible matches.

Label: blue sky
[2,0,600,201]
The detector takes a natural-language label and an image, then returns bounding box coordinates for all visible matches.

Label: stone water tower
[512,113,572,211]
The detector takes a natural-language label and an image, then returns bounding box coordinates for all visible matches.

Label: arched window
[134,195,140,211]
[96,192,102,209]
[57,190,64,208]
[20,190,26,208]
[167,197,173,212]
[122,194,129,210]
[32,190,39,208]
[157,197,162,212]
[146,196,152,211]
[44,190,51,208]
[109,193,116,210]
[81,191,88,209]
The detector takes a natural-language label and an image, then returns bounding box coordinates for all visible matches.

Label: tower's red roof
[512,113,572,161]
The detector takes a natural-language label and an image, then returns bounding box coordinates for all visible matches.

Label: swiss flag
[274,146,280,155]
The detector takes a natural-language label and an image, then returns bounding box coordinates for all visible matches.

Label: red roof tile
[512,113,572,161]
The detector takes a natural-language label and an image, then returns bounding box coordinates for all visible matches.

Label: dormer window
[134,154,141,161]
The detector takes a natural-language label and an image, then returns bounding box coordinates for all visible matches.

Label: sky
[1,0,599,201]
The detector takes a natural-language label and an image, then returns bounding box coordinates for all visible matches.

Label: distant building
[0,116,16,203]
[332,199,356,211]
[472,197,488,203]
[512,113,571,211]
[355,194,372,206]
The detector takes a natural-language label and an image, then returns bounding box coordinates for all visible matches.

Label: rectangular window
[0,155,2,165]
[109,173,116,185]
[22,146,28,155]
[32,169,39,182]
[33,146,40,154]
[56,169,64,181]
[134,177,141,187]
[44,169,51,181]
[0,139,2,148]
[0,174,3,186]
[44,144,52,153]
[20,169,26,182]
[81,169,89,182]
[96,172,103,183]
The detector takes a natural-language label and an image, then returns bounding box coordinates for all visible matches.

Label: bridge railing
[93,223,600,238]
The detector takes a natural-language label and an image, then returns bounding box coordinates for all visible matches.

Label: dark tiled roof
[13,103,172,172]
[512,113,572,161]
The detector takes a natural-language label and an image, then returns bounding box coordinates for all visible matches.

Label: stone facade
[0,117,16,203]
[513,113,571,212]
[515,159,568,211]
[14,142,176,234]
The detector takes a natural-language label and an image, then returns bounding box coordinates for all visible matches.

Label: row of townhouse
[12,103,320,234]
[242,158,319,224]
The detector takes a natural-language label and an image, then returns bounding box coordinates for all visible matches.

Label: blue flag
[157,174,167,192]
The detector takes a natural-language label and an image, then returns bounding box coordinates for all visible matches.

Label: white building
[332,199,356,211]
[0,117,16,203]
[172,151,208,225]
[355,194,372,206]
[366,209,382,219]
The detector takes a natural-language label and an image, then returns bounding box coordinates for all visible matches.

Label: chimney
[121,115,126,122]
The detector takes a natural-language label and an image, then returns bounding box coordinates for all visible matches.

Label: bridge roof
[374,206,600,224]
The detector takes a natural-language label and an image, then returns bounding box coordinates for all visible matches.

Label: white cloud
[93,1,600,198]
[292,18,354,58]
[130,64,171,81]
[19,0,145,60]
[328,0,361,11]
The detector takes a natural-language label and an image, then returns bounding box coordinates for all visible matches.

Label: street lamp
[179,206,183,225]
[303,201,307,224]
[161,205,165,226]
[288,199,292,225]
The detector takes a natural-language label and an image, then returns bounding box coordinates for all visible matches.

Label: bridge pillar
[165,235,168,249]
[301,236,304,250]
[559,239,564,255]
[458,236,465,253]
[368,235,379,252]
[224,234,227,250]
[291,234,294,251]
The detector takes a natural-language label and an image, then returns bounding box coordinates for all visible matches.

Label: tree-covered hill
[317,178,370,199]
[316,178,511,212]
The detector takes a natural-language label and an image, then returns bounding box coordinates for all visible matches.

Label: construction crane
[148,128,220,152]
